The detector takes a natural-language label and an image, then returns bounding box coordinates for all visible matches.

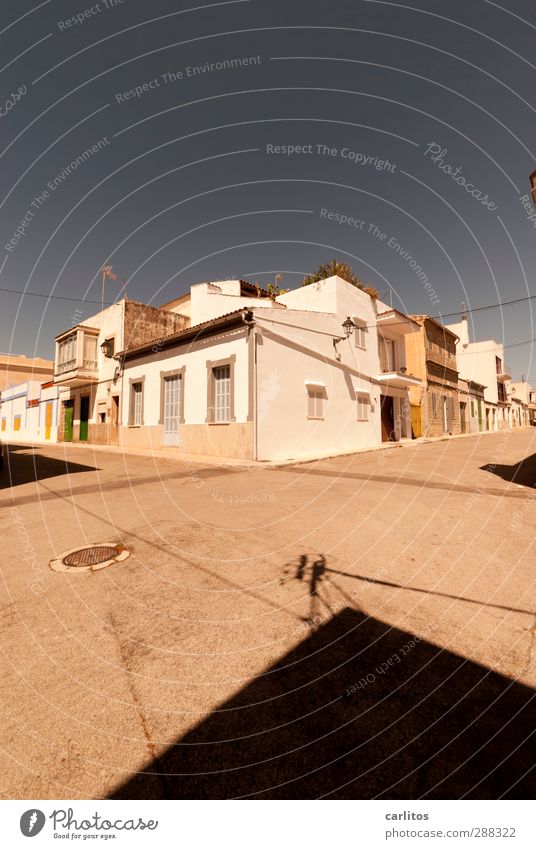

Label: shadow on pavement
[0,444,99,489]
[480,454,536,489]
[109,607,536,800]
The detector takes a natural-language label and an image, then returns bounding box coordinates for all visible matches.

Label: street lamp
[100,338,114,358]
[342,316,355,338]
[333,317,356,360]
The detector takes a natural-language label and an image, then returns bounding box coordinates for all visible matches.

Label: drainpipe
[241,310,257,460]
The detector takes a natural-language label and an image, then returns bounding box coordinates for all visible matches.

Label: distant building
[0,353,53,390]
[445,315,511,431]
[0,380,61,442]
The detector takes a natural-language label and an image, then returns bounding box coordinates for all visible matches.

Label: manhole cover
[63,545,120,568]
[49,542,130,573]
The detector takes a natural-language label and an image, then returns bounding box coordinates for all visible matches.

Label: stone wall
[123,301,188,351]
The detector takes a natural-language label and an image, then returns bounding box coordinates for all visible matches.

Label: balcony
[376,368,422,389]
[496,364,512,380]
[495,357,511,380]
[54,327,99,387]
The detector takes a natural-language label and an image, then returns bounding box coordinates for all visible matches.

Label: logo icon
[20,810,46,837]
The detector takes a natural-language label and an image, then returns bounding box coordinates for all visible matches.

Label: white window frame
[356,392,370,421]
[353,318,367,349]
[213,365,231,423]
[306,383,325,420]
[129,380,144,427]
[379,336,396,372]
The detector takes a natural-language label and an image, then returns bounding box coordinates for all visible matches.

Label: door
[64,401,74,442]
[477,399,483,432]
[163,375,181,446]
[380,395,395,442]
[410,404,422,438]
[79,395,90,441]
[110,395,119,445]
[442,396,449,432]
[45,401,53,440]
[460,402,466,434]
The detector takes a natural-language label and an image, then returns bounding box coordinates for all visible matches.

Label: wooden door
[110,395,119,445]
[410,404,422,438]
[45,401,53,440]
[380,395,395,442]
[64,402,74,442]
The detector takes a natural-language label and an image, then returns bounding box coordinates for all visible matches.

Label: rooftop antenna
[101,264,117,311]
[459,301,468,320]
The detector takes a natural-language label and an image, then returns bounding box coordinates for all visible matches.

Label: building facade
[53,298,188,445]
[0,353,53,391]
[404,315,460,437]
[1,380,61,442]
[117,276,422,462]
[446,315,511,431]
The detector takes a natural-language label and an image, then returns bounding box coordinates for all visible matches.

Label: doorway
[45,401,53,440]
[460,402,466,434]
[110,395,119,445]
[63,400,74,442]
[163,375,181,446]
[79,395,90,441]
[380,395,395,442]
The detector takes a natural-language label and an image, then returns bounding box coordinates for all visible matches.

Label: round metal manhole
[49,543,130,573]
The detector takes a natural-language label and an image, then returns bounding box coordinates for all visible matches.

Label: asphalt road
[1,429,536,799]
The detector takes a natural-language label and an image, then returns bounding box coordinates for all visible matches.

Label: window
[57,334,77,374]
[213,365,231,422]
[431,393,437,417]
[357,393,369,421]
[207,357,235,424]
[307,387,324,419]
[83,333,98,369]
[379,337,396,372]
[130,380,143,426]
[354,319,367,349]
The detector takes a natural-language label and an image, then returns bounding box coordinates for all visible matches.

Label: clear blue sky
[1,0,535,381]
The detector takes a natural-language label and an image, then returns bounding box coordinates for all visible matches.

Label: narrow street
[1,429,536,799]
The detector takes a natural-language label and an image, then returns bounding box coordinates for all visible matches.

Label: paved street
[1,429,536,799]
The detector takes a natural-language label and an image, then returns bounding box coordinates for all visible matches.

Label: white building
[53,297,187,444]
[118,276,421,462]
[446,315,511,431]
[0,380,61,443]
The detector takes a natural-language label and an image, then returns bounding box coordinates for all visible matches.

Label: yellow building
[0,353,53,391]
[404,316,460,438]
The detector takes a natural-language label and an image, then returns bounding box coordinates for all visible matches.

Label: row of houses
[1,274,534,462]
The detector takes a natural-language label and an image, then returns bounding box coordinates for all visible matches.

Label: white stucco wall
[120,326,250,430]
[1,381,60,442]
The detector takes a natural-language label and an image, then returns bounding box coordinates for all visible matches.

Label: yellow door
[45,401,53,440]
[410,404,422,438]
